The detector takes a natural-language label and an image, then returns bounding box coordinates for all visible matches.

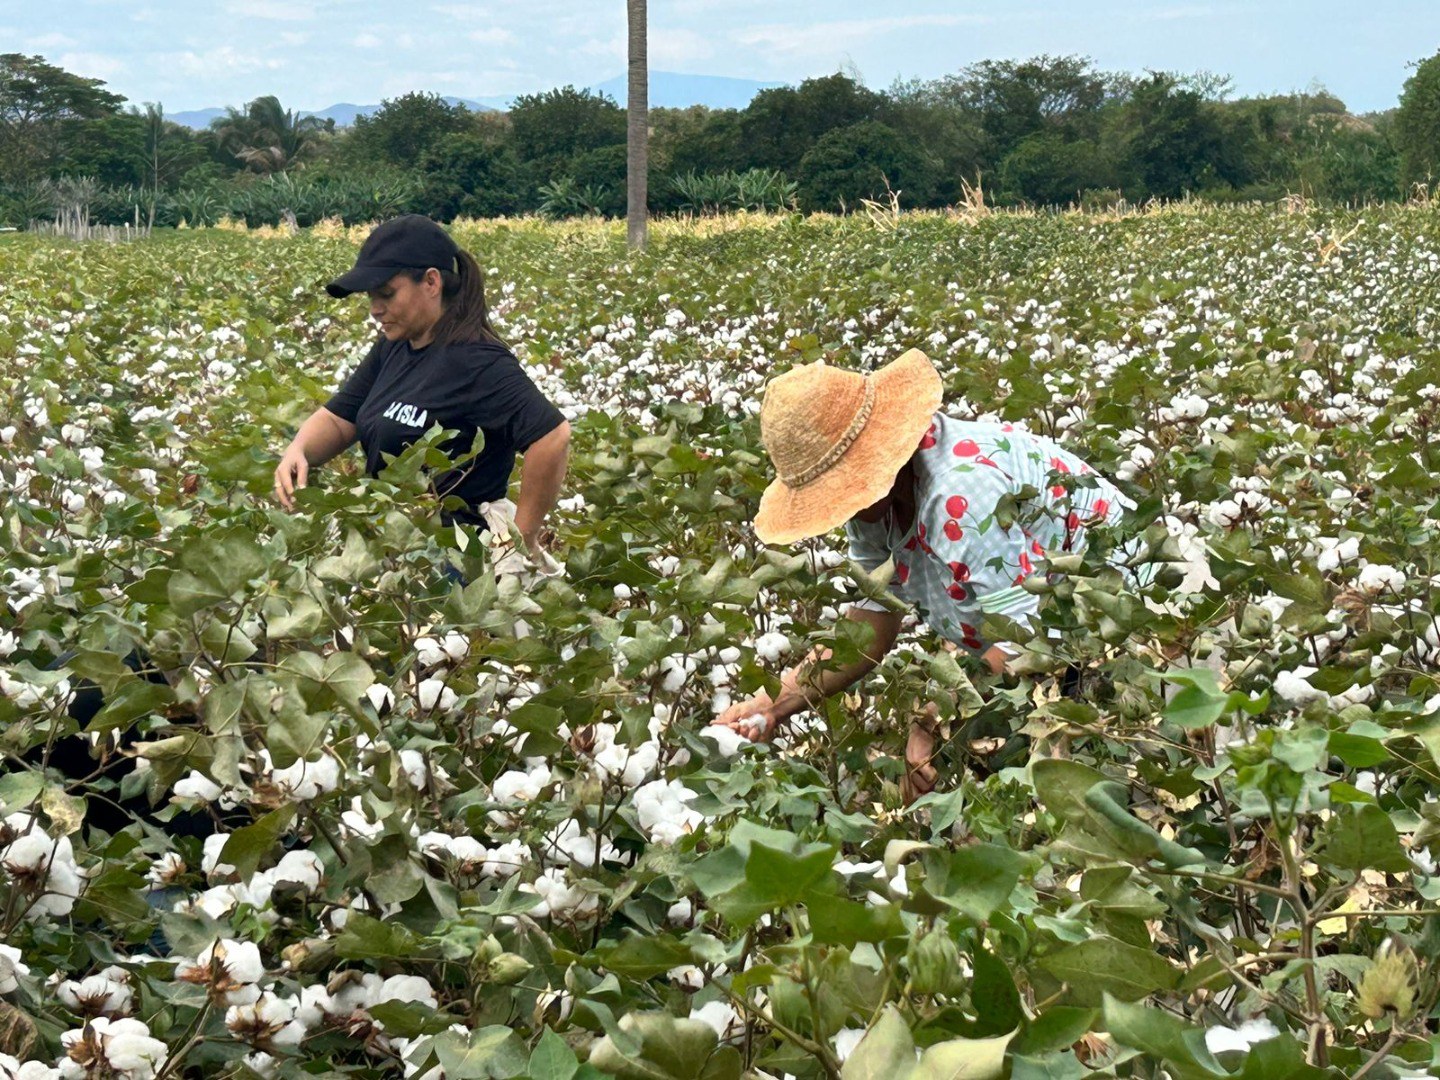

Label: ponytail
[404,249,506,348]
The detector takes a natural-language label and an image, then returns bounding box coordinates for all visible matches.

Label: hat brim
[753,348,943,546]
[325,264,402,299]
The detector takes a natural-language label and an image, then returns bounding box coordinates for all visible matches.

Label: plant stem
[1350,1030,1403,1080]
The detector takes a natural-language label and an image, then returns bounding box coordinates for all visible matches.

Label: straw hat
[753,349,943,545]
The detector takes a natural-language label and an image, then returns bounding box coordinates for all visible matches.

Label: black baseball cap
[325,214,461,298]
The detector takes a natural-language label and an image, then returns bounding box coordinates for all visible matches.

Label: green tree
[653,106,745,178]
[998,132,1114,205]
[507,86,625,182]
[0,53,124,184]
[1108,72,1225,199]
[884,77,987,206]
[739,73,887,172]
[1396,51,1440,190]
[795,120,932,211]
[212,95,330,174]
[344,92,469,170]
[417,132,523,219]
[949,55,1116,163]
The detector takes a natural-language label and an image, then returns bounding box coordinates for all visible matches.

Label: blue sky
[5,0,1432,113]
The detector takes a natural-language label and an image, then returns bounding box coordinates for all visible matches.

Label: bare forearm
[514,422,570,542]
[771,648,877,721]
[772,607,901,721]
[288,408,355,467]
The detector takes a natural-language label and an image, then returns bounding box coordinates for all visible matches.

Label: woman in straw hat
[713,348,1142,793]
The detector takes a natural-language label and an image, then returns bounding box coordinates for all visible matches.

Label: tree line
[4,50,1440,229]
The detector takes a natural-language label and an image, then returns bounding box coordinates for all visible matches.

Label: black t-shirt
[325,335,564,526]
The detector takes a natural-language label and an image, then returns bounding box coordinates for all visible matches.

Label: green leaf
[167,569,229,617]
[841,1006,917,1080]
[528,1028,579,1080]
[588,1013,721,1080]
[710,836,838,924]
[969,947,1024,1038]
[1101,995,1226,1079]
[1166,685,1228,730]
[88,679,173,735]
[218,804,296,880]
[1012,1007,1097,1055]
[367,834,426,905]
[433,1025,529,1079]
[807,893,907,946]
[260,683,330,770]
[334,913,424,960]
[1326,731,1390,768]
[1037,937,1179,1005]
[592,931,694,980]
[915,844,1029,922]
[313,528,382,583]
[1318,804,1411,873]
[915,1029,1015,1079]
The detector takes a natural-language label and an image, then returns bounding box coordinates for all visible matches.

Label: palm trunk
[626,0,649,251]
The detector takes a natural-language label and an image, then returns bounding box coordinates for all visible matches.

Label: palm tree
[214,95,327,174]
[626,0,648,250]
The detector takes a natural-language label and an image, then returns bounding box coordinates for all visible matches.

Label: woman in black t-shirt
[274,215,570,560]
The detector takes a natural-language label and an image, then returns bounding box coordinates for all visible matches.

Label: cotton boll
[363,683,394,713]
[226,992,307,1050]
[689,1000,742,1041]
[399,749,444,791]
[202,833,237,877]
[269,755,341,801]
[1356,563,1405,596]
[703,724,754,758]
[413,637,446,667]
[57,967,133,1018]
[1273,666,1328,706]
[0,944,28,994]
[441,630,469,662]
[175,939,265,1006]
[268,850,324,891]
[173,771,223,802]
[1204,1018,1280,1054]
[633,779,705,844]
[666,898,694,925]
[520,868,599,920]
[481,840,529,880]
[415,678,457,712]
[753,631,791,663]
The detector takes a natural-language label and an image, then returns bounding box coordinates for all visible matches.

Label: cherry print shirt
[845,413,1135,654]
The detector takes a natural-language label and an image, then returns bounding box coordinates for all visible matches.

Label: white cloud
[223,0,314,20]
[27,32,78,49]
[165,46,284,78]
[650,27,715,68]
[468,27,517,46]
[279,31,311,46]
[736,13,992,58]
[57,51,128,80]
[352,32,383,48]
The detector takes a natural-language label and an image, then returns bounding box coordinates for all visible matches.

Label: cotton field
[1,205,1439,1078]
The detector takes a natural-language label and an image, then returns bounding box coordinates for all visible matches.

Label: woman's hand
[712,691,782,742]
[273,408,357,511]
[274,445,310,511]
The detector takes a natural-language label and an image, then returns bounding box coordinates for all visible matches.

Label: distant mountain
[592,71,783,109]
[169,96,493,130]
[168,72,782,130]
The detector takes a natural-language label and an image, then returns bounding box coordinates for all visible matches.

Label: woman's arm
[714,605,904,739]
[274,407,358,510]
[512,420,571,549]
